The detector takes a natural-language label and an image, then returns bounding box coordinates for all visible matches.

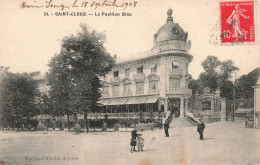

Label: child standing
[137,134,144,151]
[130,129,137,153]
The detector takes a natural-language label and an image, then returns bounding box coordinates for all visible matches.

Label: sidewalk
[0,121,259,165]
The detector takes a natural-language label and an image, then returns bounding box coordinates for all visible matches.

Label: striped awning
[145,98,158,104]
[107,99,127,105]
[125,98,147,105]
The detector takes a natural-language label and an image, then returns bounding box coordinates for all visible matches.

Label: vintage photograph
[0,0,259,164]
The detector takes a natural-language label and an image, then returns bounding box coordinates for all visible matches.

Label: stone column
[164,98,168,116]
[220,98,227,121]
[184,98,188,116]
[180,97,184,118]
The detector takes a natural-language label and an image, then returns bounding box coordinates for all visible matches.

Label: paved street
[0,120,259,165]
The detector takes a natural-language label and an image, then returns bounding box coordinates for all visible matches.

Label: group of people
[129,117,205,152]
[163,116,205,140]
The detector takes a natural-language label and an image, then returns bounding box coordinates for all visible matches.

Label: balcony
[148,89,159,95]
[169,69,183,77]
[110,77,121,85]
[166,88,192,95]
[122,91,132,97]
[134,73,146,82]
[101,93,110,98]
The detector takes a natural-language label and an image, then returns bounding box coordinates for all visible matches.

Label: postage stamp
[220,1,255,44]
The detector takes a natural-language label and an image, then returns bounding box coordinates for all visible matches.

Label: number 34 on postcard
[220,0,255,44]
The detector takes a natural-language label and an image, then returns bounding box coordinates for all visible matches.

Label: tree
[0,66,10,129]
[201,56,221,75]
[197,56,239,99]
[188,79,199,96]
[0,70,41,130]
[39,94,53,131]
[236,67,260,99]
[47,54,74,131]
[47,24,115,132]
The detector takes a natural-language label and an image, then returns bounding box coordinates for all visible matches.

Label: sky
[0,0,259,79]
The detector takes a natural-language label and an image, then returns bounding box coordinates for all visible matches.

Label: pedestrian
[130,129,137,153]
[197,118,205,140]
[137,134,144,151]
[164,119,169,137]
[74,118,81,134]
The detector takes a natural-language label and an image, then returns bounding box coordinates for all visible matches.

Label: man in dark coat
[164,119,169,137]
[197,118,205,140]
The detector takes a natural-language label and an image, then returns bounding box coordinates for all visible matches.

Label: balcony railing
[169,69,183,77]
[134,73,146,82]
[110,77,121,85]
[87,112,160,118]
[122,91,132,97]
[148,89,159,95]
[166,88,192,95]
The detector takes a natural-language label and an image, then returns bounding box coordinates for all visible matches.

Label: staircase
[169,117,197,128]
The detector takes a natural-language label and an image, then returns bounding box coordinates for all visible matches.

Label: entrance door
[168,98,180,117]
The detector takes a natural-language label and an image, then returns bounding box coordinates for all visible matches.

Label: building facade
[97,9,193,119]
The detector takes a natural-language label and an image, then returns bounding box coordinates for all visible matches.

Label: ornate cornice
[115,53,193,68]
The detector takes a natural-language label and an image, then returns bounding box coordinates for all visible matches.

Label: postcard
[0,0,259,165]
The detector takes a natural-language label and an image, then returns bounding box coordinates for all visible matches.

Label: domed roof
[154,9,188,44]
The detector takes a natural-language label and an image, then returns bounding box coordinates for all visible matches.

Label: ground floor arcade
[95,96,189,119]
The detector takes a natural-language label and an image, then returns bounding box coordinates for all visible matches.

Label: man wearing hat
[197,118,205,140]
[164,119,169,137]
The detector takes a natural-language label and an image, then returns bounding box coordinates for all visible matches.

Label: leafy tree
[0,70,41,130]
[0,66,10,128]
[38,94,53,131]
[188,79,199,96]
[236,67,260,99]
[196,56,239,99]
[47,24,115,132]
[47,54,74,131]
[201,56,221,75]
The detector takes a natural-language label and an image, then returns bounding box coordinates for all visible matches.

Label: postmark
[220,1,255,44]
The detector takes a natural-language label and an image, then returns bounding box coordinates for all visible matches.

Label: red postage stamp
[220,1,255,44]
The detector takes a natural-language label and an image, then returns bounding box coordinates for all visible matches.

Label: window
[113,71,119,77]
[151,64,157,73]
[113,85,119,95]
[102,86,109,94]
[137,66,143,74]
[172,61,179,70]
[169,78,180,88]
[125,68,130,77]
[149,80,158,90]
[124,84,131,93]
[136,82,144,94]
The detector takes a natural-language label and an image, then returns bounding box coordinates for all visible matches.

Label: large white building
[97,9,193,119]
